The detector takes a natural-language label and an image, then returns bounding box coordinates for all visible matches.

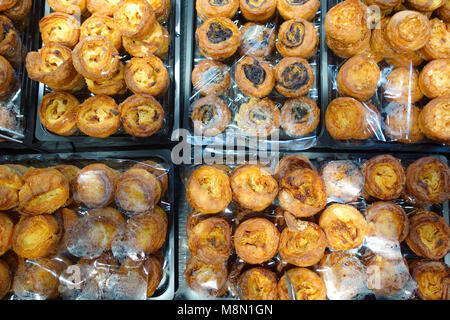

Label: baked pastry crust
[385,50,423,68]
[235,97,280,137]
[366,201,409,242]
[325,97,365,140]
[39,12,80,48]
[319,203,367,251]
[4,0,32,21]
[0,15,23,67]
[419,59,450,99]
[384,103,424,144]
[131,160,168,194]
[143,255,163,297]
[235,56,274,98]
[436,0,450,22]
[239,22,276,58]
[186,165,232,214]
[353,102,381,140]
[364,0,401,10]
[419,18,450,60]
[280,96,319,137]
[278,267,326,300]
[192,60,230,96]
[274,154,317,182]
[234,217,280,264]
[277,0,320,21]
[0,260,10,299]
[406,0,443,11]
[196,0,239,20]
[275,57,314,97]
[196,17,240,60]
[147,0,171,23]
[410,259,449,300]
[325,28,371,59]
[52,165,80,208]
[124,55,169,96]
[185,256,228,297]
[80,14,122,50]
[230,164,278,211]
[113,0,156,40]
[370,17,398,59]
[383,67,423,103]
[238,267,278,300]
[239,0,276,22]
[47,0,87,15]
[0,56,14,96]
[419,96,450,143]
[85,62,126,96]
[39,91,79,136]
[0,0,16,11]
[122,22,170,58]
[0,213,14,255]
[191,95,231,136]
[276,19,318,59]
[87,0,121,16]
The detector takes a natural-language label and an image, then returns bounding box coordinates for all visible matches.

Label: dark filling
[287,0,310,5]
[246,0,266,8]
[197,104,218,125]
[280,63,309,90]
[249,107,269,123]
[243,63,266,87]
[207,22,233,44]
[291,103,309,123]
[209,0,229,5]
[284,22,305,48]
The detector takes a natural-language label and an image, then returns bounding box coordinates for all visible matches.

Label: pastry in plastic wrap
[406,0,444,11]
[419,96,450,143]
[113,0,156,40]
[191,95,231,137]
[383,67,423,103]
[76,95,121,138]
[385,50,424,68]
[237,267,278,300]
[235,98,280,137]
[325,97,365,140]
[80,15,122,50]
[280,96,320,137]
[276,18,318,59]
[52,165,80,207]
[0,165,23,211]
[39,91,80,136]
[419,59,450,99]
[85,62,126,96]
[274,154,317,182]
[239,22,276,58]
[39,12,80,48]
[419,18,450,60]
[365,201,409,242]
[384,103,424,144]
[410,259,449,300]
[239,0,276,22]
[185,256,228,297]
[186,165,232,214]
[122,23,170,58]
[0,213,14,256]
[131,160,168,194]
[47,0,87,15]
[86,0,120,16]
[277,267,326,300]
[277,0,320,21]
[0,56,14,96]
[275,57,314,97]
[192,60,230,96]
[196,17,240,60]
[406,210,450,260]
[196,0,239,20]
[234,217,279,264]
[355,108,382,141]
[124,55,169,96]
[235,56,274,98]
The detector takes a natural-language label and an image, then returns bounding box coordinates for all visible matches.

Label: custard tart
[238,268,278,300]
[39,12,80,48]
[366,201,409,242]
[113,0,157,40]
[80,14,122,50]
[39,91,79,136]
[122,23,170,58]
[410,259,449,300]
[124,55,169,96]
[277,267,326,300]
[325,97,365,140]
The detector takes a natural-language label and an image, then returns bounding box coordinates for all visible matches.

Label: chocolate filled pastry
[0,15,23,66]
[0,56,14,96]
[4,0,31,23]
[337,55,380,101]
[185,256,228,297]
[384,103,424,144]
[279,220,326,267]
[319,204,367,251]
[76,95,121,138]
[366,201,409,242]
[80,14,122,50]
[186,165,232,214]
[0,165,23,211]
[419,18,450,60]
[147,0,171,23]
[277,0,320,21]
[234,217,280,264]
[235,97,280,137]
[47,0,87,15]
[437,0,450,22]
[87,0,121,16]
[191,60,230,96]
[72,36,119,81]
[39,12,80,49]
[230,164,278,211]
[239,22,276,58]
[276,19,318,59]
[191,95,231,136]
[383,67,423,103]
[362,155,406,200]
[404,157,449,206]
[124,55,169,96]
[52,165,80,207]
[325,97,365,140]
[74,163,117,208]
[280,96,319,137]
[239,0,276,22]
[125,206,167,255]
[325,28,371,59]
[196,0,239,20]
[131,160,168,194]
[406,0,443,11]
[385,10,431,52]
[85,62,126,96]
[410,260,449,300]
[319,252,366,300]
[238,267,278,300]
[274,154,317,182]
[419,96,450,143]
[385,50,423,68]
[278,267,326,300]
[18,168,70,215]
[320,160,364,203]
[278,168,327,218]
[353,102,382,140]
[275,57,314,97]
[196,17,240,60]
[122,23,170,58]
[188,217,231,264]
[39,91,80,136]
[113,0,156,40]
[0,260,10,299]
[235,56,274,97]
[419,59,450,99]
[0,213,14,255]
[116,168,162,213]
[118,94,164,138]
[12,215,61,259]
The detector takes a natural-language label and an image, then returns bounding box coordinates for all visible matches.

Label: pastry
[86,0,121,16]
[190,95,231,136]
[410,259,449,300]
[418,18,450,60]
[274,154,317,182]
[239,22,276,58]
[131,160,168,194]
[406,0,443,11]
[419,96,450,143]
[147,0,171,23]
[325,97,365,140]
[0,56,14,96]
[0,260,10,299]
[85,62,126,96]
[419,59,450,99]
[47,0,87,15]
[0,15,23,67]
[235,97,280,137]
[353,102,382,140]
[280,96,320,137]
[277,268,326,300]
[185,256,228,297]
[383,67,423,103]
[191,60,230,96]
[370,17,399,59]
[234,56,274,97]
[52,165,80,207]
[365,201,409,242]
[277,0,320,21]
[124,55,169,96]
[113,0,157,40]
[4,0,32,22]
[0,213,14,255]
[122,23,170,58]
[384,103,424,144]
[364,0,401,10]
[325,29,371,59]
[80,14,122,50]
[0,0,17,11]
[39,12,80,48]
[276,18,318,59]
[436,0,450,22]
[196,0,239,20]
[385,50,423,68]
[238,268,278,300]
[240,0,276,22]
[39,91,79,136]
[275,57,314,97]
[143,256,163,297]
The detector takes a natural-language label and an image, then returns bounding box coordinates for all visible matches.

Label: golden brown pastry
[147,0,171,23]
[188,217,231,264]
[0,0,16,11]
[275,57,314,97]
[0,259,10,299]
[325,97,365,140]
[325,29,371,59]
[419,96,450,143]
[122,23,170,58]
[234,217,280,264]
[235,56,274,97]
[76,95,121,138]
[39,12,80,48]
[0,165,22,211]
[190,95,231,136]
[0,15,23,67]
[113,0,157,40]
[364,0,401,10]
[384,103,424,144]
[143,255,163,297]
[278,268,326,300]
[4,0,32,22]
[47,0,87,15]
[191,60,230,96]
[370,17,399,60]
[39,91,79,136]
[86,0,121,16]
[239,22,276,58]
[437,0,450,22]
[196,17,240,60]
[12,215,61,259]
[80,14,122,50]
[239,0,276,22]
[85,62,126,96]
[74,163,117,208]
[238,268,278,300]
[274,154,317,182]
[410,259,449,300]
[385,50,424,68]
[186,165,232,214]
[383,67,423,103]
[235,97,280,137]
[278,168,327,218]
[362,155,406,200]
[18,168,70,215]
[131,160,168,194]
[52,163,78,207]
[366,201,409,242]
[277,0,320,21]
[196,0,239,20]
[406,0,443,11]
[319,204,367,251]
[185,256,228,297]
[0,56,14,96]
[230,164,278,211]
[276,19,318,59]
[0,213,14,256]
[280,96,320,137]
[124,55,169,96]
[419,59,450,99]
[419,18,450,60]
